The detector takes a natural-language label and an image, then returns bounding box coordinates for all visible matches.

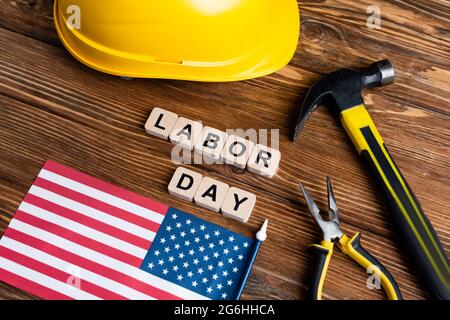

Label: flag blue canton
[140,208,255,300]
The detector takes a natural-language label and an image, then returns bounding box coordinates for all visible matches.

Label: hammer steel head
[292,59,395,141]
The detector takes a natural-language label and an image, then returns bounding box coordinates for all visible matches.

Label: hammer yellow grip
[340,105,450,300]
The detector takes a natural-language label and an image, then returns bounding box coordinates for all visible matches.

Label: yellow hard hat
[54,0,300,82]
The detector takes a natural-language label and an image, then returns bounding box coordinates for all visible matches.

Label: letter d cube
[168,167,203,202]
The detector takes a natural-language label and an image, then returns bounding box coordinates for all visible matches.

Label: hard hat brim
[54,1,300,82]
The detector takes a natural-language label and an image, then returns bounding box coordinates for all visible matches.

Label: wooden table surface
[0,0,448,300]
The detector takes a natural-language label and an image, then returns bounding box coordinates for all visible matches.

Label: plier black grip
[300,178,402,300]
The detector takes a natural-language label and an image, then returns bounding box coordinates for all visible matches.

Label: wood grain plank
[0,91,431,300]
[0,27,448,240]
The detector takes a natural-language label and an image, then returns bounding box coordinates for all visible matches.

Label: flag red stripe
[33,177,162,234]
[4,228,182,300]
[14,211,143,267]
[23,193,151,250]
[43,161,169,215]
[0,268,72,300]
[0,247,126,300]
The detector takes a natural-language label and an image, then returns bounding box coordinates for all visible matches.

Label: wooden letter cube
[168,167,203,202]
[247,144,281,178]
[169,117,203,150]
[220,135,255,169]
[194,127,228,161]
[194,177,229,212]
[145,107,179,140]
[221,187,256,223]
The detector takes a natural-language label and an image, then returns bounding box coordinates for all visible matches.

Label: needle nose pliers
[300,178,402,300]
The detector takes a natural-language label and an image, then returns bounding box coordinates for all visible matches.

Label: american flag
[0,161,255,300]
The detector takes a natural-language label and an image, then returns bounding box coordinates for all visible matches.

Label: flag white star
[232,267,239,273]
[209,243,215,249]
[173,265,179,271]
[200,225,206,231]
[207,287,213,293]
[218,261,224,268]
[174,244,180,250]
[164,247,170,253]
[170,235,176,241]
[168,256,175,263]
[203,255,209,262]
[243,242,249,248]
[172,213,177,219]
[162,269,168,275]
[238,254,244,260]
[204,234,210,240]
[192,281,198,287]
[186,219,192,225]
[223,248,229,255]
[227,280,233,286]
[228,258,234,264]
[233,245,239,251]
[189,249,195,256]
[208,265,213,271]
[212,274,218,280]
[177,275,183,281]
[194,237,200,243]
[228,236,235,242]
[213,252,219,258]
[221,293,227,299]
[197,268,204,274]
[219,239,225,245]
[158,259,164,265]
[160,238,166,244]
[179,253,185,259]
[166,226,172,232]
[193,259,199,265]
[176,222,182,228]
[184,240,191,246]
[183,262,189,268]
[180,231,186,237]
[217,283,223,290]
[199,246,205,253]
[154,250,160,256]
[214,230,220,237]
[187,271,193,278]
[190,228,196,234]
[202,277,208,284]
[148,263,154,269]
[222,270,228,277]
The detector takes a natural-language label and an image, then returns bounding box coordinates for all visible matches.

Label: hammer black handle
[340,105,450,300]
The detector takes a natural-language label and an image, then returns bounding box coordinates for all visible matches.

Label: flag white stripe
[0,257,100,300]
[8,219,209,300]
[39,169,164,224]
[28,185,155,242]
[18,202,147,259]
[0,237,154,300]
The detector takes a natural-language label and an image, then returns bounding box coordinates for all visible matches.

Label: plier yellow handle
[301,178,402,300]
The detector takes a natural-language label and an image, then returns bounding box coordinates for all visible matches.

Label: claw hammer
[293,60,449,299]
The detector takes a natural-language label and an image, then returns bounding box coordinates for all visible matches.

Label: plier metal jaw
[300,177,343,242]
[300,178,402,300]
